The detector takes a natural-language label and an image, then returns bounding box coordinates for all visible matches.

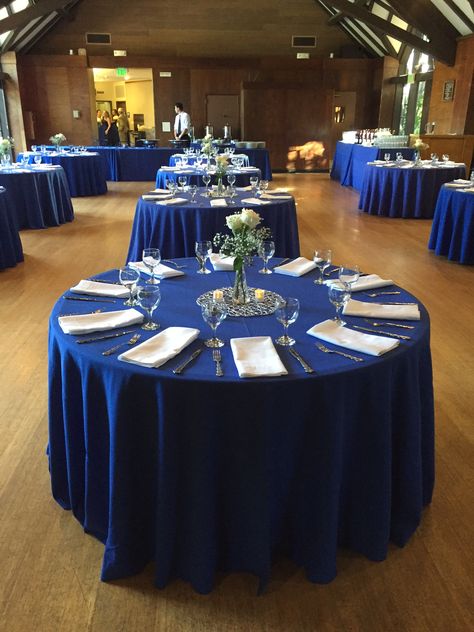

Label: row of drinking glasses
[383,152,451,164]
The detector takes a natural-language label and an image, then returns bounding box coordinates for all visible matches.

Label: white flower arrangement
[214,209,272,270]
[0,136,14,155]
[49,133,67,146]
[414,138,429,151]
[201,134,214,156]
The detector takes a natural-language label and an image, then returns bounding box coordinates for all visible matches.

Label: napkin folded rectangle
[157,197,188,206]
[452,178,471,184]
[210,198,228,207]
[118,326,200,368]
[142,193,172,200]
[59,308,144,335]
[240,197,271,205]
[160,166,177,171]
[260,193,292,200]
[230,336,288,378]
[236,186,252,191]
[152,188,171,193]
[307,319,399,356]
[326,274,393,292]
[128,261,184,279]
[342,299,420,320]
[209,253,235,270]
[70,279,129,298]
[273,257,317,277]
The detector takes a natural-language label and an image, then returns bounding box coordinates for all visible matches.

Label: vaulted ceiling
[0,0,473,66]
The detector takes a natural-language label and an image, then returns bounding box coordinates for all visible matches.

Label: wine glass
[395,152,403,163]
[142,247,161,285]
[137,285,161,330]
[328,282,351,326]
[195,240,212,274]
[250,176,259,195]
[119,266,140,306]
[258,240,275,274]
[188,184,198,203]
[228,185,237,205]
[34,154,42,165]
[31,145,37,153]
[338,265,360,287]
[275,297,299,346]
[177,175,187,192]
[227,173,236,187]
[313,248,332,284]
[442,154,450,163]
[430,153,438,164]
[202,173,211,196]
[166,180,177,198]
[258,180,269,196]
[201,299,228,348]
[384,152,391,162]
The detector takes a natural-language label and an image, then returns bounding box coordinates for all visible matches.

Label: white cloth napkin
[369,160,386,165]
[452,178,471,184]
[342,299,420,320]
[70,279,129,298]
[128,261,184,279]
[260,193,292,200]
[58,308,144,335]
[142,193,172,200]
[160,166,177,171]
[326,274,394,292]
[157,197,188,206]
[152,188,171,193]
[209,253,235,270]
[307,319,399,356]
[273,257,317,277]
[118,326,200,368]
[236,186,252,191]
[210,198,228,207]
[240,197,271,205]
[240,167,259,172]
[230,336,288,378]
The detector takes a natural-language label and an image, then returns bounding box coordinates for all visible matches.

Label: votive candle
[254,289,265,302]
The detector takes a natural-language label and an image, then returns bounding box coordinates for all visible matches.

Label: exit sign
[116,67,127,77]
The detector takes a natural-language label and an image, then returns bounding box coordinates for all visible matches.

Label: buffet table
[126,189,300,260]
[358,163,467,218]
[155,167,261,190]
[428,185,474,264]
[0,187,23,269]
[0,165,74,229]
[48,262,434,593]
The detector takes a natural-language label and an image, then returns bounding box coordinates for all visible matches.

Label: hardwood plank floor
[0,175,473,632]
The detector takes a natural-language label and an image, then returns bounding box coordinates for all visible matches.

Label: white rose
[240,208,261,230]
[226,214,244,232]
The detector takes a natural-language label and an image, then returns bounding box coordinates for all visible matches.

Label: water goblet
[195,240,212,274]
[259,180,269,196]
[119,266,140,306]
[21,155,29,167]
[275,297,299,346]
[328,282,351,326]
[228,185,237,205]
[137,285,161,330]
[142,247,161,285]
[338,265,360,287]
[40,145,46,154]
[430,153,438,164]
[166,180,177,198]
[177,175,187,192]
[175,157,183,169]
[181,155,188,166]
[395,152,403,164]
[384,152,391,162]
[313,248,332,284]
[227,172,236,188]
[442,154,450,163]
[202,173,211,196]
[250,176,260,195]
[189,184,198,203]
[195,155,203,169]
[258,240,275,274]
[201,299,228,348]
[34,155,42,165]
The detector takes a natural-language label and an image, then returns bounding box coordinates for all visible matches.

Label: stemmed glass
[195,240,212,274]
[119,266,140,306]
[189,184,198,203]
[202,173,211,196]
[142,247,161,285]
[430,153,438,164]
[228,185,237,205]
[258,180,269,196]
[201,299,228,348]
[34,154,42,165]
[258,240,275,274]
[275,297,299,346]
[328,282,351,326]
[384,152,391,163]
[137,285,161,330]
[177,175,187,192]
[227,173,236,188]
[31,145,37,153]
[250,176,259,195]
[166,180,177,198]
[442,154,450,163]
[313,248,332,284]
[338,265,360,287]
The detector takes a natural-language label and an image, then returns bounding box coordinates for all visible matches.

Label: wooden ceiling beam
[0,0,71,33]
[388,0,460,43]
[443,0,474,32]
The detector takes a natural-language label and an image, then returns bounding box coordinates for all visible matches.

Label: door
[206,95,240,139]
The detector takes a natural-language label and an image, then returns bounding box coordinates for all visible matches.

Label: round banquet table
[358,162,466,218]
[155,167,261,190]
[0,187,23,269]
[18,151,107,197]
[48,261,434,593]
[0,165,74,229]
[126,189,300,261]
[428,185,474,264]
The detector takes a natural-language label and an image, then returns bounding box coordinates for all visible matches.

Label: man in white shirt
[174,102,191,146]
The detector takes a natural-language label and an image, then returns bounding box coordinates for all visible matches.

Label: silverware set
[64,296,117,303]
[212,349,223,376]
[173,347,203,374]
[102,333,141,355]
[59,309,103,316]
[364,319,414,330]
[89,278,122,285]
[315,342,364,362]
[288,347,315,373]
[350,324,411,340]
[364,290,401,297]
[77,329,137,344]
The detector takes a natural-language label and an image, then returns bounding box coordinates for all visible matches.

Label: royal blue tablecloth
[155,168,261,190]
[0,187,23,269]
[48,261,434,593]
[0,166,74,229]
[331,142,415,191]
[191,146,273,180]
[86,147,176,181]
[126,190,300,260]
[428,185,474,263]
[18,152,107,197]
[358,164,467,219]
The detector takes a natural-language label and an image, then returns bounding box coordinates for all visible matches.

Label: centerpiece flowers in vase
[213,209,272,304]
[413,138,429,163]
[214,155,229,195]
[0,136,14,165]
[49,133,67,149]
[201,133,214,158]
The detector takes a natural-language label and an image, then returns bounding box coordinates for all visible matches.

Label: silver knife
[76,329,136,344]
[374,301,417,305]
[288,347,315,373]
[172,347,203,374]
[365,320,415,330]
[89,278,122,285]
[64,296,117,303]
[351,325,411,340]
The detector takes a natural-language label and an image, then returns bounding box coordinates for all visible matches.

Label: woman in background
[103,110,120,146]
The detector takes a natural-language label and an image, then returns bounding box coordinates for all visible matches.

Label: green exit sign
[116,67,127,77]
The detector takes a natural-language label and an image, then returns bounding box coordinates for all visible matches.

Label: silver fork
[102,333,141,356]
[364,319,415,330]
[162,259,187,269]
[315,342,364,362]
[364,291,401,297]
[212,349,223,376]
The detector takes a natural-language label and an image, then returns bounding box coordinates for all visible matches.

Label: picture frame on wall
[442,80,455,101]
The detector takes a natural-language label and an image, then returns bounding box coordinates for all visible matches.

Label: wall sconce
[334,106,345,123]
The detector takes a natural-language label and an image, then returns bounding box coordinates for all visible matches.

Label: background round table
[169,153,250,167]
[48,261,434,593]
[0,187,23,269]
[0,165,74,229]
[155,167,261,190]
[358,163,466,218]
[428,185,474,264]
[126,189,300,260]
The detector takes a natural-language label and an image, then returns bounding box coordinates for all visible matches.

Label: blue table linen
[429,186,474,263]
[0,188,23,269]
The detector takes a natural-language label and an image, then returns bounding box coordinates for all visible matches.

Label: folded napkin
[307,319,399,356]
[240,167,258,172]
[152,188,171,193]
[444,182,471,188]
[273,257,317,277]
[453,178,472,185]
[209,253,235,270]
[460,187,474,194]
[240,197,271,205]
[70,279,129,298]
[118,326,200,368]
[260,193,292,200]
[230,336,288,378]
[128,261,184,279]
[369,160,386,165]
[342,299,420,320]
[142,193,172,200]
[157,197,188,206]
[326,274,393,293]
[160,166,177,171]
[210,198,228,207]
[174,169,194,174]
[58,308,144,335]
[236,186,252,191]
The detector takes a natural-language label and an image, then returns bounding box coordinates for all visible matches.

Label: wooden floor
[1,175,473,632]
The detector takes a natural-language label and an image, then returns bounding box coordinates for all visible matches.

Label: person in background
[103,110,120,147]
[111,108,119,122]
[97,109,105,145]
[174,102,191,146]
[117,108,130,146]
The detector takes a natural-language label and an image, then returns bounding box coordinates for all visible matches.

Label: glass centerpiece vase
[0,136,13,166]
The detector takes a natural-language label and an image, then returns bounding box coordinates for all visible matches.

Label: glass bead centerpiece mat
[196,287,283,317]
